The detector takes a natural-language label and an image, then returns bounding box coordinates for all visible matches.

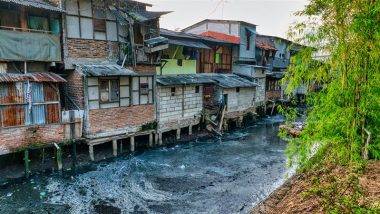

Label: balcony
[272,57,290,69]
[0,27,61,62]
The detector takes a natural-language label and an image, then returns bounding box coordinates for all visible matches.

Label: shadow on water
[0,115,290,214]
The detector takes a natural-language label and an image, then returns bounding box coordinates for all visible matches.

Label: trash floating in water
[179,165,186,169]
[6,193,12,197]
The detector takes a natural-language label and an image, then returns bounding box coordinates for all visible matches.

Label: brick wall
[65,70,85,109]
[66,38,119,59]
[88,105,155,135]
[0,125,65,154]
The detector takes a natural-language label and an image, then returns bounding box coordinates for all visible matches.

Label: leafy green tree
[284,0,380,170]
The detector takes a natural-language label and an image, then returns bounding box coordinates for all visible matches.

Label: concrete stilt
[189,125,193,135]
[155,133,159,145]
[72,142,77,172]
[55,143,63,172]
[176,128,181,140]
[149,133,154,147]
[130,136,135,152]
[158,132,163,146]
[120,141,123,153]
[89,145,95,161]
[112,140,118,157]
[24,149,30,178]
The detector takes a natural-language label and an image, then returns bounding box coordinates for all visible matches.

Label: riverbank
[251,161,380,213]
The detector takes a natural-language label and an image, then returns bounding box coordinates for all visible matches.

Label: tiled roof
[200,31,240,45]
[256,35,277,51]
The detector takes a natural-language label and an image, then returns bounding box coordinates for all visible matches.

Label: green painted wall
[156,59,197,75]
[156,45,197,75]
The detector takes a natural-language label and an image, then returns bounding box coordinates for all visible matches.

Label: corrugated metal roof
[77,64,139,77]
[168,39,210,49]
[0,72,66,83]
[161,28,233,45]
[206,73,258,88]
[127,10,171,22]
[157,74,215,86]
[0,0,64,12]
[267,72,285,79]
[157,74,258,88]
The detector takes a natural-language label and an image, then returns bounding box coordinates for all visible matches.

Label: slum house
[157,28,234,76]
[202,74,258,131]
[255,34,284,102]
[63,0,165,160]
[0,0,82,157]
[124,0,170,74]
[256,34,305,104]
[158,29,211,75]
[183,19,267,108]
[156,75,214,141]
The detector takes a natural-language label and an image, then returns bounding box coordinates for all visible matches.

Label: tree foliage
[284,0,380,170]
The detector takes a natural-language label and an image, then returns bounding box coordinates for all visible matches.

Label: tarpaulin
[0,29,61,62]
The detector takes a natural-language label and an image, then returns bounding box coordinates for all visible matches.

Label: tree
[284,0,380,170]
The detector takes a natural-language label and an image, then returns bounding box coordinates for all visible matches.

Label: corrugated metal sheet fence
[0,82,60,127]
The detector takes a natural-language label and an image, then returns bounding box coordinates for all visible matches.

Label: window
[65,0,118,41]
[99,79,119,103]
[0,10,20,28]
[140,83,149,95]
[236,87,240,93]
[215,53,222,64]
[177,59,183,66]
[171,87,176,96]
[28,16,49,31]
[195,86,200,93]
[0,82,60,128]
[246,29,252,50]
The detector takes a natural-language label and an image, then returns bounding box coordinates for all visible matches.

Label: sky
[141,0,309,39]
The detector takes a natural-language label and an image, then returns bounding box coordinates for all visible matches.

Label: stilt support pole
[89,145,94,161]
[24,149,30,178]
[130,136,135,152]
[112,140,118,157]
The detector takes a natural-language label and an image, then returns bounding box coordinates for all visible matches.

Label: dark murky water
[0,115,292,214]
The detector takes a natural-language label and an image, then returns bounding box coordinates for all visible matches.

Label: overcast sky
[141,0,309,39]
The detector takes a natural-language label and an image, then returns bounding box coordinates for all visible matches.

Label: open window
[99,79,120,104]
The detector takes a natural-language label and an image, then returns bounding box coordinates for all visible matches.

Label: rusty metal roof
[77,64,139,77]
[0,72,66,83]
[0,0,64,12]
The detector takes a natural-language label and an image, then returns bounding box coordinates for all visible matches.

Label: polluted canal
[0,116,292,214]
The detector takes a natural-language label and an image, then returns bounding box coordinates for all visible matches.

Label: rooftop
[0,0,64,12]
[0,72,66,83]
[183,19,257,32]
[157,74,258,88]
[200,31,240,44]
[76,64,139,77]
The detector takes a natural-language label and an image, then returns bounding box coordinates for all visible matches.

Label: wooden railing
[0,26,53,34]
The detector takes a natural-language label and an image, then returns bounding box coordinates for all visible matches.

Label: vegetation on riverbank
[257,0,380,213]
